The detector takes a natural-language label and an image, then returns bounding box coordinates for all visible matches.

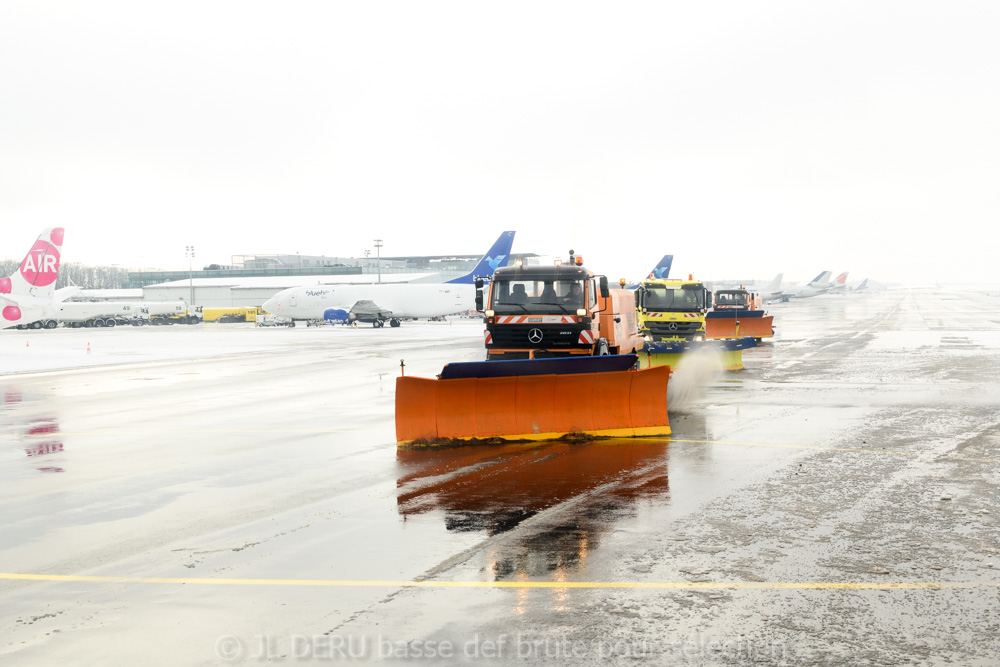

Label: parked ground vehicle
[480,251,643,360]
[57,302,149,328]
[255,313,293,327]
[203,307,260,323]
[148,303,203,325]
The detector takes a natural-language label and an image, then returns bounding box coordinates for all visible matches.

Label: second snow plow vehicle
[635,276,755,370]
[480,251,643,360]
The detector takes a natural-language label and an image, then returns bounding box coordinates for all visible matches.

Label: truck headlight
[485,310,495,317]
[576,309,586,317]
[644,334,652,342]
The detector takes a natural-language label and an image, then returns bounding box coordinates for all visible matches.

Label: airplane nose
[262,297,277,314]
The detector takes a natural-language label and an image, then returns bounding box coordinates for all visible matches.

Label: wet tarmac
[1,290,999,665]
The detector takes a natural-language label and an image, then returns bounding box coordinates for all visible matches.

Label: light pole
[374,239,383,284]
[185,245,195,307]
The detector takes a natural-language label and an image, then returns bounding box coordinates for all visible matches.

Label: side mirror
[599,276,610,299]
[474,278,484,289]
[634,288,642,309]
[475,290,484,312]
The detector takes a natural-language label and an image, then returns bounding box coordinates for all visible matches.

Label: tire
[374,319,384,328]
[45,320,57,329]
[106,319,116,328]
[389,318,401,328]
[31,321,42,329]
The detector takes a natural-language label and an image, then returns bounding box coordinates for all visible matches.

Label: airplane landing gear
[373,319,385,328]
[389,318,401,328]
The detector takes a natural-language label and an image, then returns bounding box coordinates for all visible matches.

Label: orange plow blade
[705,314,773,339]
[395,356,670,445]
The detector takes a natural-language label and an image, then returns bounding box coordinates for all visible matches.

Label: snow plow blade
[640,337,757,371]
[704,310,774,339]
[395,355,670,446]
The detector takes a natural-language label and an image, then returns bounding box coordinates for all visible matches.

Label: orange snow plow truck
[480,251,643,360]
[704,287,774,341]
[394,251,668,446]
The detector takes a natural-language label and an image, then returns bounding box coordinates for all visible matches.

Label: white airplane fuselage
[262,283,474,321]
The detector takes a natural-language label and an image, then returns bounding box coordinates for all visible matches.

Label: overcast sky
[1,1,998,285]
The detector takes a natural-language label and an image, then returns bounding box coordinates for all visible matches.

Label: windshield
[490,279,586,313]
[715,291,746,306]
[642,286,705,312]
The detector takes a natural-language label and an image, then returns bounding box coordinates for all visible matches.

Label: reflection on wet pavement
[2,386,66,475]
[397,440,669,579]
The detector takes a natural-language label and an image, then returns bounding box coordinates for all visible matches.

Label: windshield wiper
[536,301,573,313]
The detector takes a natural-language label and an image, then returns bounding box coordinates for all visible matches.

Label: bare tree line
[0,260,132,289]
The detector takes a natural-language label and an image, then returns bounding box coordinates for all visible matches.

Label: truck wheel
[45,320,57,329]
[106,319,116,328]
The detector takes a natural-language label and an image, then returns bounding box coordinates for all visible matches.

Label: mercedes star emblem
[528,328,543,343]
[668,322,678,331]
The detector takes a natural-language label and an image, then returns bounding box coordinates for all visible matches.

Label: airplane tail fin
[1,228,65,298]
[808,270,832,286]
[855,278,868,291]
[807,270,829,285]
[648,255,673,280]
[446,231,515,284]
[834,272,848,285]
[766,273,783,291]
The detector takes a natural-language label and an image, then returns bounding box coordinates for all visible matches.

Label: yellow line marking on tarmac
[670,439,999,463]
[1,573,997,590]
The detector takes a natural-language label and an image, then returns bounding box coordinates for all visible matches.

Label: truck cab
[635,278,711,342]
[713,288,759,311]
[480,252,641,360]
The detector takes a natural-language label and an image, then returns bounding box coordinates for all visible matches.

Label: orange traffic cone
[87,341,91,354]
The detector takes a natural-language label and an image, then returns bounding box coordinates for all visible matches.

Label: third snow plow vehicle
[480,251,642,360]
[705,288,774,341]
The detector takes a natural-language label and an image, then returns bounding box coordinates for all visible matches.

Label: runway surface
[1,290,998,665]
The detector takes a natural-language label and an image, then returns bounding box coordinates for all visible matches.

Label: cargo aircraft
[261,231,515,327]
[1,228,70,330]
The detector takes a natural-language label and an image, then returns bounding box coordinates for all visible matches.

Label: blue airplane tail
[623,255,673,289]
[648,255,673,280]
[808,270,830,284]
[446,231,516,284]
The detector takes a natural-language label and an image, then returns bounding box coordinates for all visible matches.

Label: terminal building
[82,251,540,309]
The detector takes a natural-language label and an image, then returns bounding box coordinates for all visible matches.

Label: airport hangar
[76,251,540,308]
